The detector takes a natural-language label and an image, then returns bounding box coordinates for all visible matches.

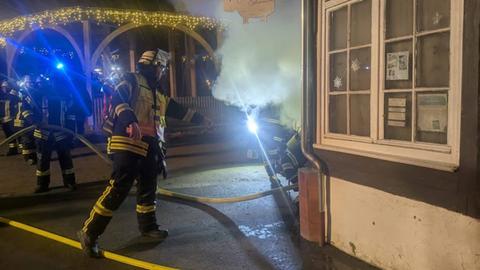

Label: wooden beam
[168,29,177,97]
[187,36,197,97]
[83,20,93,130]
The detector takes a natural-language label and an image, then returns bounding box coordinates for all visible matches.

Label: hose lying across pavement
[0,125,298,269]
[0,125,298,203]
[0,216,177,270]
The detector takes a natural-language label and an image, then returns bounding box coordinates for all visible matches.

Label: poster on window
[386,51,409,80]
[417,93,448,133]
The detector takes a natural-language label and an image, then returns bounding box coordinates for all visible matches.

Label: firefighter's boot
[141,227,169,240]
[63,170,77,191]
[35,169,51,193]
[6,143,18,156]
[77,230,101,258]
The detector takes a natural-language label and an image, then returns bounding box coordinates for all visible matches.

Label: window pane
[416,92,448,144]
[329,95,347,134]
[416,0,450,32]
[350,47,371,91]
[329,7,348,50]
[350,94,370,136]
[386,0,413,39]
[384,92,412,141]
[351,0,371,47]
[385,40,413,89]
[416,32,450,88]
[330,52,347,92]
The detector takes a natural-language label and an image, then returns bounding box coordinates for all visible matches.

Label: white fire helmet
[138,49,170,67]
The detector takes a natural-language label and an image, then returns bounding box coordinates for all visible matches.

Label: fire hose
[0,125,298,203]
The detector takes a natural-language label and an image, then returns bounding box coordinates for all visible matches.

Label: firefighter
[279,131,306,188]
[78,49,212,258]
[32,74,77,193]
[257,105,294,179]
[13,76,37,164]
[0,80,19,155]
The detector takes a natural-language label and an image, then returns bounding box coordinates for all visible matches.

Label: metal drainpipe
[301,0,327,241]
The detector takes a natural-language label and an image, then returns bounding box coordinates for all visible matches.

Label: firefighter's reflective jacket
[30,85,77,141]
[12,89,35,128]
[0,88,19,124]
[104,72,205,157]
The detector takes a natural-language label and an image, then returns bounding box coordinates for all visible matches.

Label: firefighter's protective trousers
[34,129,75,187]
[82,136,159,238]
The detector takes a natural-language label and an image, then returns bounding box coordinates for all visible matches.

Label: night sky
[0,0,176,20]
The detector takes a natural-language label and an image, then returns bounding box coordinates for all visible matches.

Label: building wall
[312,0,480,269]
[327,177,480,270]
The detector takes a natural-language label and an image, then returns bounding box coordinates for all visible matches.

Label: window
[316,0,463,171]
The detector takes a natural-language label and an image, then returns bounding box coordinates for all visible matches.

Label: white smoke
[171,0,302,128]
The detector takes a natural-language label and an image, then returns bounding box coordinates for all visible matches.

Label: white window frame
[315,0,464,171]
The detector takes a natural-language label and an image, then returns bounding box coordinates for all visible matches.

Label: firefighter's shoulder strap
[101,73,138,136]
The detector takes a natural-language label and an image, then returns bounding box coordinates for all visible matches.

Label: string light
[0,6,223,48]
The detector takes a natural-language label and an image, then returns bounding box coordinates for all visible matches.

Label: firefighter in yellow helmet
[78,49,212,257]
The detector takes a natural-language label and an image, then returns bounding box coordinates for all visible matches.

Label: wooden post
[129,33,136,72]
[83,20,93,130]
[168,29,177,97]
[5,42,14,78]
[187,36,197,97]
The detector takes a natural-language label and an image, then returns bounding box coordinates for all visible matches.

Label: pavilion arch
[7,26,86,76]
[91,22,219,72]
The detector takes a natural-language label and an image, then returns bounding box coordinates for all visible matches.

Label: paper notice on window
[417,93,448,133]
[386,51,409,80]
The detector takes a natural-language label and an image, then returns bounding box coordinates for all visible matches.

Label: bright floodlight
[247,117,258,134]
[56,62,65,70]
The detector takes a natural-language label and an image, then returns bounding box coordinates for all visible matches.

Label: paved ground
[0,134,378,270]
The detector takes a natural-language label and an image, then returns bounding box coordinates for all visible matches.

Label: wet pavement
[0,139,378,270]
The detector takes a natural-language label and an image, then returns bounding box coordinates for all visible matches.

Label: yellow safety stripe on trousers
[1,116,12,123]
[36,170,50,177]
[110,136,149,150]
[0,217,178,270]
[273,136,284,142]
[8,143,16,148]
[54,133,68,142]
[34,129,50,140]
[114,103,133,116]
[94,202,113,217]
[21,110,32,118]
[22,149,35,155]
[182,109,195,122]
[285,149,299,167]
[83,180,114,232]
[136,204,156,214]
[81,208,96,233]
[62,168,75,175]
[106,137,112,154]
[109,143,148,157]
[282,162,294,171]
[4,100,10,119]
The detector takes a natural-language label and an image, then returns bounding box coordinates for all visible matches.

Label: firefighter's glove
[126,122,142,140]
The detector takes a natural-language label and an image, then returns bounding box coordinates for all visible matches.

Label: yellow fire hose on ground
[0,125,297,269]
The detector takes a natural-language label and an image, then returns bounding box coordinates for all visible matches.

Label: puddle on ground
[238,221,284,239]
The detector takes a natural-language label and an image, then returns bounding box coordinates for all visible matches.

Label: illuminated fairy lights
[0,6,222,47]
